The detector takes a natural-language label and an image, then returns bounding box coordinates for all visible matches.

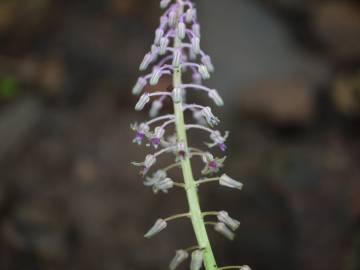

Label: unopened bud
[154,28,164,45]
[139,53,153,71]
[217,211,240,231]
[144,219,167,238]
[132,77,147,95]
[172,87,182,103]
[208,89,224,106]
[198,65,210,80]
[150,67,162,85]
[219,174,243,190]
[159,37,169,55]
[185,8,197,23]
[169,250,189,270]
[172,49,182,67]
[191,37,201,54]
[135,93,150,111]
[214,222,235,240]
[168,11,177,27]
[160,0,171,9]
[176,22,186,40]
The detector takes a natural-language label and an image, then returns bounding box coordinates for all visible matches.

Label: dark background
[0,0,359,270]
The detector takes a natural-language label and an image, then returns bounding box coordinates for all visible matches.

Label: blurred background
[0,0,359,269]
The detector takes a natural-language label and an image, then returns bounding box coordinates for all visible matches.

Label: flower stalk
[130,0,249,269]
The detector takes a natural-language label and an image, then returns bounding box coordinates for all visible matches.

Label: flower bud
[192,72,202,84]
[198,65,210,80]
[201,55,214,72]
[208,89,224,106]
[172,49,182,68]
[168,11,177,27]
[150,67,162,85]
[154,28,164,45]
[135,93,150,111]
[144,219,167,238]
[144,154,156,168]
[149,100,163,117]
[219,174,243,190]
[217,211,240,231]
[185,8,197,23]
[159,37,169,55]
[169,250,189,270]
[139,53,153,71]
[176,22,186,40]
[132,77,147,95]
[192,23,201,37]
[160,0,171,9]
[160,15,168,26]
[191,37,201,54]
[190,250,204,270]
[172,87,182,103]
[214,222,235,240]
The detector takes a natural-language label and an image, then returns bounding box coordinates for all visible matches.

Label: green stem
[172,3,218,269]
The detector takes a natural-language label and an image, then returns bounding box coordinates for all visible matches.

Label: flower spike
[131,1,249,269]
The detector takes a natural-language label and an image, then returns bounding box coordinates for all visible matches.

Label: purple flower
[148,126,165,148]
[201,152,226,175]
[131,123,150,145]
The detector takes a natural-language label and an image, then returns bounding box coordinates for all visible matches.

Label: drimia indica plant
[131,1,250,270]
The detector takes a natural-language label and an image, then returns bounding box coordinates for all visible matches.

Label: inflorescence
[131,1,250,269]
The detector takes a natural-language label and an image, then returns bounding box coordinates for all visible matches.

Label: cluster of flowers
[131,1,249,269]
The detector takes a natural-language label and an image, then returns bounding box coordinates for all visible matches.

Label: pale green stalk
[172,3,218,269]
